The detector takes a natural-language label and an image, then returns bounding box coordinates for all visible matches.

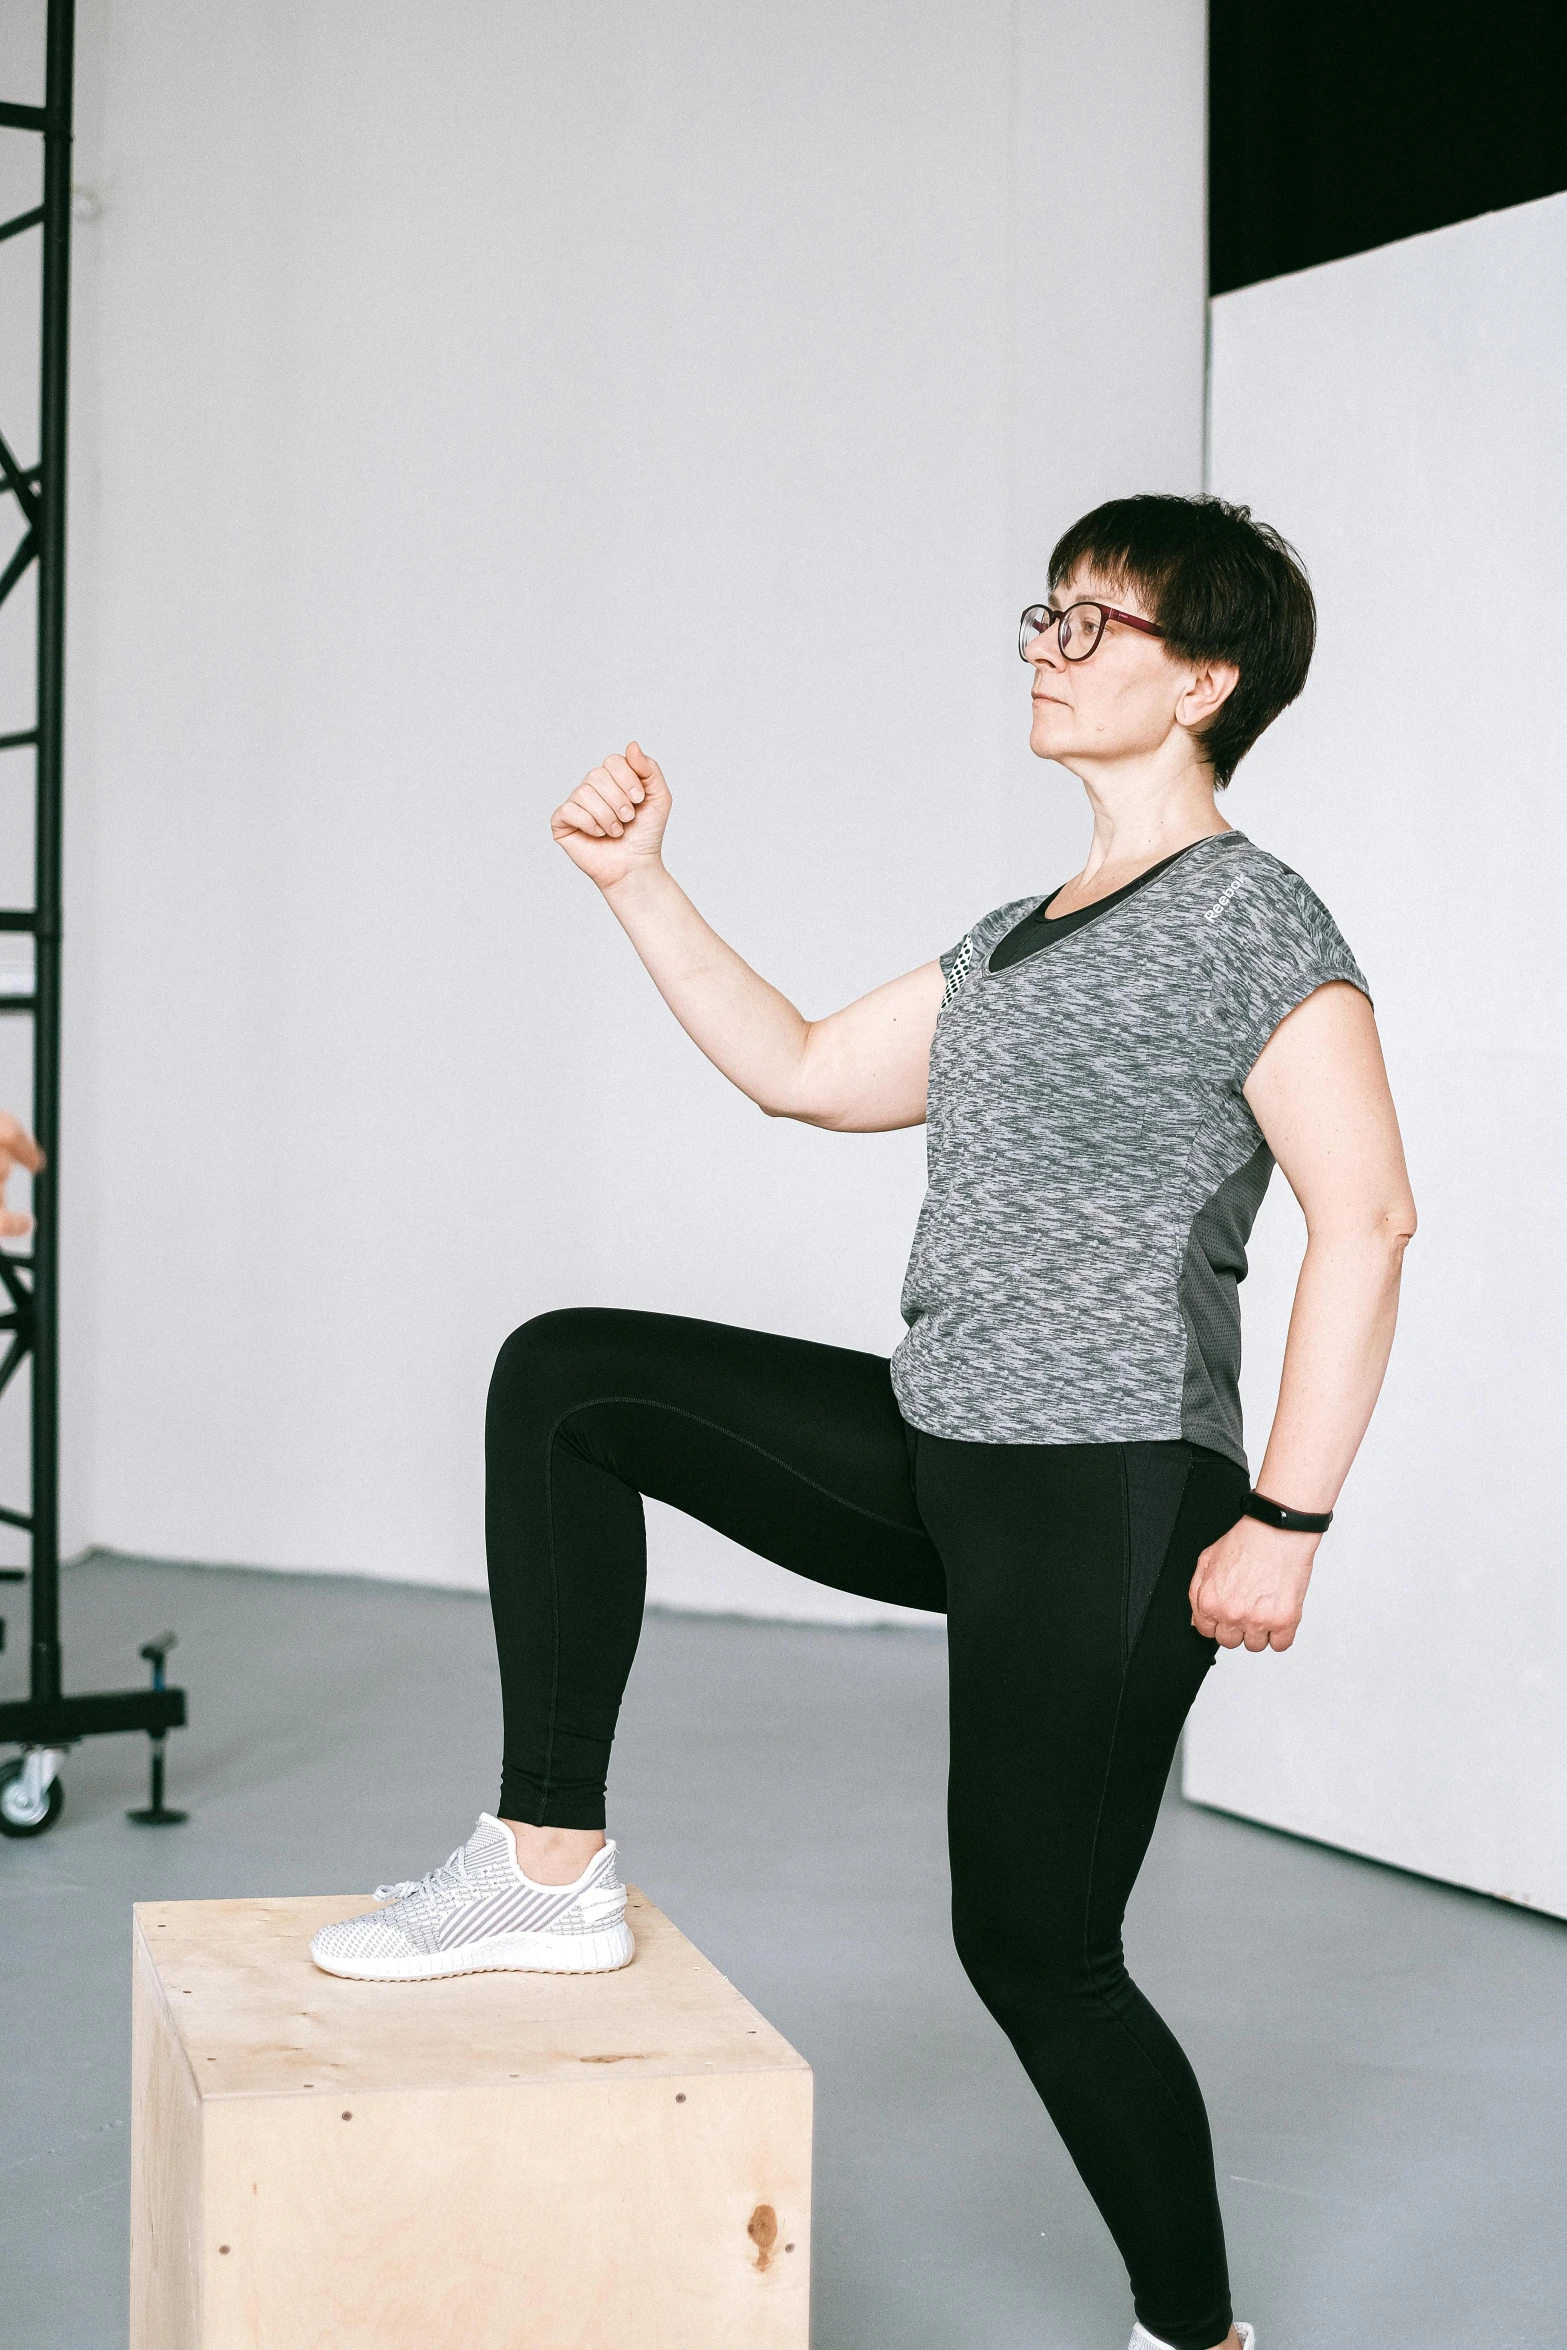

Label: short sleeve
[1214,866,1371,1077]
[938,931,976,1008]
[937,896,1039,1009]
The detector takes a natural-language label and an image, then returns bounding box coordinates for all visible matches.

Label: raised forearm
[553,742,937,1131]
[600,861,816,1116]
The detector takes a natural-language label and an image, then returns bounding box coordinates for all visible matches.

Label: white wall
[53,1,1204,1617]
[1185,193,1567,1917]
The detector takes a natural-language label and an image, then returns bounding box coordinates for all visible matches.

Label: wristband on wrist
[1242,1489,1334,1535]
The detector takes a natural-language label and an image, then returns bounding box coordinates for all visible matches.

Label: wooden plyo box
[130,1889,812,2350]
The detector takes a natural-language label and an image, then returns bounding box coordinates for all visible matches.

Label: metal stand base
[126,1643,187,1823]
[127,1738,185,1823]
[127,1735,186,1825]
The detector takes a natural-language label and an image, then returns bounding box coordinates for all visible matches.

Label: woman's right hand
[550,741,671,892]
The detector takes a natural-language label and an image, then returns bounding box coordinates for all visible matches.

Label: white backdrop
[25,2,1206,1617]
[1185,193,1567,1917]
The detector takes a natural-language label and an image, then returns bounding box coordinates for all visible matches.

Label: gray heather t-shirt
[891,830,1369,1468]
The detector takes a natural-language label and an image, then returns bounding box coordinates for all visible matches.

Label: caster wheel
[0,1756,65,1837]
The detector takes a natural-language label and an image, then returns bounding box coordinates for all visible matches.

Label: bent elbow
[754,1085,832,1126]
[753,1025,834,1124]
[1306,1197,1417,1263]
[753,1076,817,1122]
[1386,1195,1418,1250]
[1370,1200,1417,1283]
[758,1094,866,1133]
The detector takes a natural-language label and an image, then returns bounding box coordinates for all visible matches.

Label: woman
[313,494,1416,2350]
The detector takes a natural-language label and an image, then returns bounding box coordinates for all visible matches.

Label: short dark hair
[1048,493,1315,788]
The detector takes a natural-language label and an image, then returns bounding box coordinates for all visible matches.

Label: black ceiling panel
[1209,1,1567,296]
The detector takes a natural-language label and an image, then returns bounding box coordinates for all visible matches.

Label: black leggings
[485,1308,1247,2350]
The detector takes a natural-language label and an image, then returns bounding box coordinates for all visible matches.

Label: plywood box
[130,1889,812,2349]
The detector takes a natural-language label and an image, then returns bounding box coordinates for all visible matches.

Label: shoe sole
[309,1921,636,1983]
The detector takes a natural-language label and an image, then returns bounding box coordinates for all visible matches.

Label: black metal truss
[0,2,185,1753]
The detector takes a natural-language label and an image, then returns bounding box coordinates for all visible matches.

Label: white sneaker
[1130,2325,1254,2350]
[309,1814,634,1981]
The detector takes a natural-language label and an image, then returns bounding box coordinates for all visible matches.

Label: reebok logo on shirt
[1204,877,1244,923]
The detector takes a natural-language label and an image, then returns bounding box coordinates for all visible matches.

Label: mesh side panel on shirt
[1178,1141,1276,1467]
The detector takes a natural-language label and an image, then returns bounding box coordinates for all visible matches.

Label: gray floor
[2,1557,1563,2350]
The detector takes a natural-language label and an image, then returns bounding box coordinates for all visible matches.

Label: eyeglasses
[1018,600,1166,663]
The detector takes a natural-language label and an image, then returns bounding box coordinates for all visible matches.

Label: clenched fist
[551,742,672,892]
[1189,1514,1317,1653]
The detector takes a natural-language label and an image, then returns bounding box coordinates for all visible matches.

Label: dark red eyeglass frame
[1018,600,1166,663]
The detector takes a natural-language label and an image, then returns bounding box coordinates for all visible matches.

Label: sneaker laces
[373,1841,475,1905]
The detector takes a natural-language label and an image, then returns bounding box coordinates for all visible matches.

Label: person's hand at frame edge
[0,1109,43,1238]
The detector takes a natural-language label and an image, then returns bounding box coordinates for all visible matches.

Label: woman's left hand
[1189,1517,1318,1653]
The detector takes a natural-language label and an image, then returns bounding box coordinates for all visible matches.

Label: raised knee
[489,1307,613,1413]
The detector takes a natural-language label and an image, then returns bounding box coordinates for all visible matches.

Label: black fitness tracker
[1243,1490,1334,1535]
